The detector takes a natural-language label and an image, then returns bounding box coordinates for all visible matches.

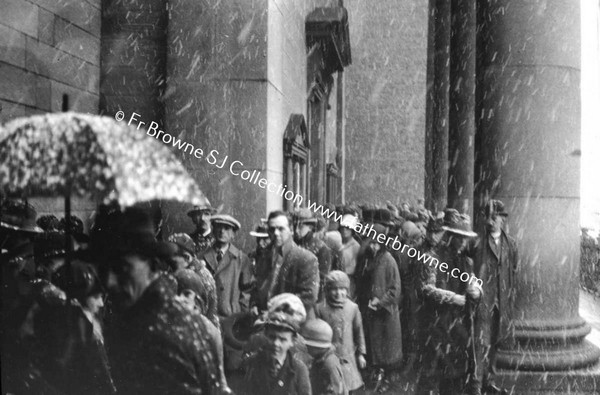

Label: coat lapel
[214,245,239,277]
[204,248,218,274]
[487,235,500,260]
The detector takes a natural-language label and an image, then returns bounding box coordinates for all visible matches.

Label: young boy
[316,271,366,393]
[244,295,311,395]
[302,319,347,395]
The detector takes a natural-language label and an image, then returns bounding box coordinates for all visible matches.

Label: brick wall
[0,0,101,123]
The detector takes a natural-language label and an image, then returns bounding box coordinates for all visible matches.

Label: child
[244,293,311,395]
[316,271,366,393]
[302,318,347,395]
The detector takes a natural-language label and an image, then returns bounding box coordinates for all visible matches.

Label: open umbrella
[0,112,209,283]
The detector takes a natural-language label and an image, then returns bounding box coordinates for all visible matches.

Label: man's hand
[357,354,367,369]
[451,294,466,307]
[466,285,482,301]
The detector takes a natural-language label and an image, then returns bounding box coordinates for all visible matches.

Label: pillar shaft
[448,0,476,218]
[425,0,450,212]
[477,0,600,377]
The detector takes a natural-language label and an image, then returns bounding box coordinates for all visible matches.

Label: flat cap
[210,214,241,231]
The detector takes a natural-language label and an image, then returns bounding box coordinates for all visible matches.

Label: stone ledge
[497,363,600,394]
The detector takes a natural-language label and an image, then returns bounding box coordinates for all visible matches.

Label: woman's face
[328,286,347,303]
[84,293,105,315]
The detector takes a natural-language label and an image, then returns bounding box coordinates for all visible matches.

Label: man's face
[191,211,211,229]
[213,223,234,245]
[339,226,353,241]
[368,240,381,254]
[84,293,105,315]
[449,234,468,253]
[268,215,293,247]
[105,253,155,311]
[294,222,312,239]
[486,213,504,234]
[257,237,271,250]
[265,326,294,358]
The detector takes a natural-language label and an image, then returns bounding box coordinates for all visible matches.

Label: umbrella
[0,112,207,207]
[0,112,209,286]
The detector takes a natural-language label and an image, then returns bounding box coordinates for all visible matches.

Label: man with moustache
[254,210,320,315]
[470,200,517,395]
[187,201,217,257]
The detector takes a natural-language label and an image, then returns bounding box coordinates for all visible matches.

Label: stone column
[447,0,476,218]
[425,0,450,212]
[477,0,600,391]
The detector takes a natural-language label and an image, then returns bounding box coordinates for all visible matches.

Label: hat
[325,270,350,290]
[426,211,445,233]
[301,319,333,348]
[294,208,318,225]
[187,202,217,217]
[1,199,42,233]
[485,199,509,217]
[59,215,90,243]
[340,214,358,229]
[37,215,61,231]
[168,233,196,255]
[34,231,67,260]
[91,207,174,260]
[249,224,269,238]
[371,223,388,238]
[401,221,423,241]
[441,209,477,238]
[210,214,241,231]
[174,268,205,298]
[265,311,300,333]
[264,293,307,332]
[373,208,395,227]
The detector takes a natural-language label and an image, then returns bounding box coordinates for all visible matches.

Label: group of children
[244,270,365,395]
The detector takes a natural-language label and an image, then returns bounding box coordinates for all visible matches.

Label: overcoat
[105,276,220,395]
[309,347,347,395]
[254,239,320,312]
[297,231,332,296]
[354,248,402,367]
[315,299,366,391]
[203,244,254,317]
[473,230,519,345]
[415,245,477,379]
[244,350,311,395]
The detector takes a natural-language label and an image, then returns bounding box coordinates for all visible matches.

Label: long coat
[415,245,478,379]
[105,276,220,395]
[297,231,332,297]
[244,350,311,395]
[309,347,347,395]
[254,239,320,312]
[315,299,366,391]
[473,230,519,345]
[203,244,254,317]
[354,248,402,367]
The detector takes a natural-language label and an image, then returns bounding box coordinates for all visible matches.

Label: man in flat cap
[293,208,332,299]
[187,201,217,257]
[470,200,518,395]
[202,214,254,318]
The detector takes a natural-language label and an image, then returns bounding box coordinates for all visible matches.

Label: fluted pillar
[477,0,600,391]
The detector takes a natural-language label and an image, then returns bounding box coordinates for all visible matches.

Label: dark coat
[415,245,478,378]
[315,300,365,391]
[354,248,402,367]
[105,276,220,395]
[244,350,311,395]
[189,230,215,257]
[254,239,320,312]
[297,232,332,296]
[203,244,254,317]
[473,230,519,345]
[309,348,347,395]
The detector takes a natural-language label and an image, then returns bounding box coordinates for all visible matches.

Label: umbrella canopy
[0,112,208,207]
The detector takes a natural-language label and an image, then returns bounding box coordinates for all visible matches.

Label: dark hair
[267,210,293,226]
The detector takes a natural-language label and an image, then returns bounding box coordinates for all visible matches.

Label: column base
[496,361,600,394]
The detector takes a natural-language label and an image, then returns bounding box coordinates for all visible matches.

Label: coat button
[278,380,284,387]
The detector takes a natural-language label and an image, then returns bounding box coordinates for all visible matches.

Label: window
[283,114,310,210]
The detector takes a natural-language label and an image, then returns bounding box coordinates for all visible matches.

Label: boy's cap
[301,319,333,348]
[267,293,307,328]
[325,270,350,290]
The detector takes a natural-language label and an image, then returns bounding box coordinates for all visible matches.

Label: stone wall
[0,0,101,123]
[344,0,428,207]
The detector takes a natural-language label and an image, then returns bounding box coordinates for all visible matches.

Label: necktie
[217,249,224,262]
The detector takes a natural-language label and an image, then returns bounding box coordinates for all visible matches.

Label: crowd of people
[0,196,518,395]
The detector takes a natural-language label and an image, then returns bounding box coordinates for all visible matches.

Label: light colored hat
[294,208,318,224]
[210,214,241,231]
[249,224,269,238]
[441,209,477,238]
[340,214,358,229]
[186,201,217,217]
[301,319,333,348]
[325,270,350,289]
